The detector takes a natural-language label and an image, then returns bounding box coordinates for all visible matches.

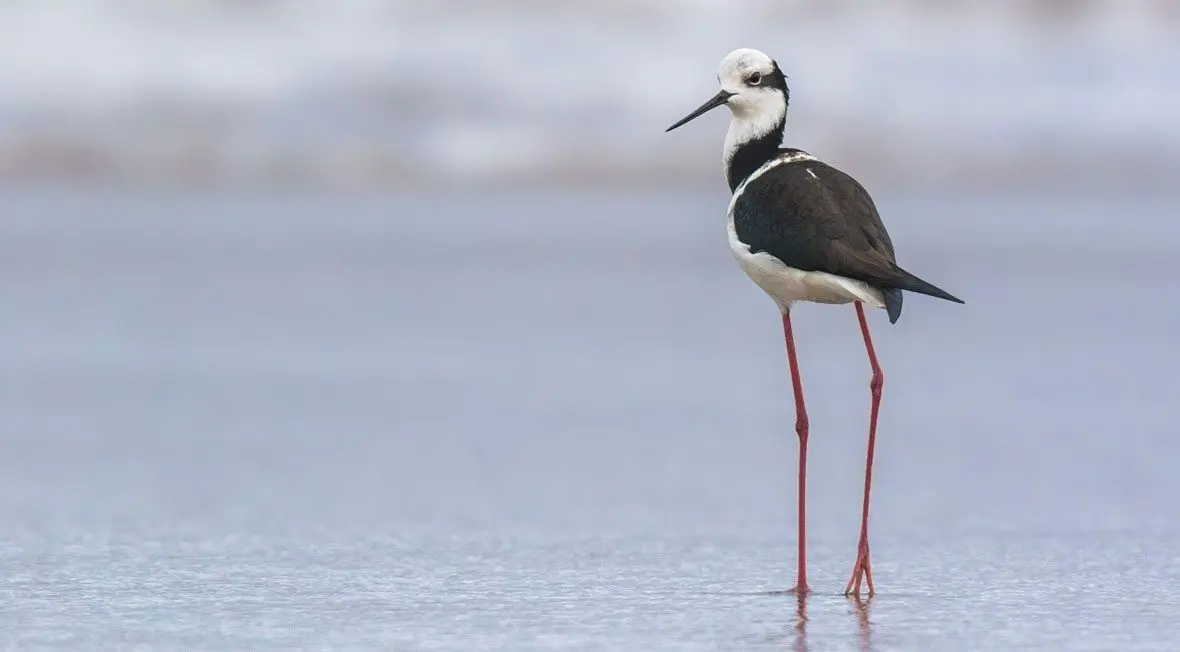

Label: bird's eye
[748,72,762,85]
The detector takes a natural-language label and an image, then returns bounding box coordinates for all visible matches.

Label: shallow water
[1,187,1178,649]
[6,530,1178,650]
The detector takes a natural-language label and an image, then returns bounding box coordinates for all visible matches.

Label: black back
[731,154,963,322]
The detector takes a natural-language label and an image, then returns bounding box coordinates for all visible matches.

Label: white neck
[722,101,786,172]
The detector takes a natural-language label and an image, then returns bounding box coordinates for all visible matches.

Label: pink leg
[845,302,881,596]
[781,310,810,596]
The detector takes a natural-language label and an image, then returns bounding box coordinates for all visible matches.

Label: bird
[665,48,963,597]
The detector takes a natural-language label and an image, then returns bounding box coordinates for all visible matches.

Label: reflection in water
[792,592,808,652]
[850,595,874,651]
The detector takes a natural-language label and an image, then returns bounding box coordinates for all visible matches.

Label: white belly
[726,213,885,312]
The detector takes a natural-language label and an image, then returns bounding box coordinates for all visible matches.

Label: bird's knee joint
[869,370,884,394]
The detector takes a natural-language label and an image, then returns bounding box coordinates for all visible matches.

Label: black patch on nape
[765,61,790,102]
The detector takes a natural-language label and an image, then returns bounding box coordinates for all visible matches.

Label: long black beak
[665,90,735,132]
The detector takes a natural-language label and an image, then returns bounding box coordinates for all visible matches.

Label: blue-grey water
[1,187,1178,650]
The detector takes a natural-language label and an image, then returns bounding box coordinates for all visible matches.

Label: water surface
[1,187,1177,649]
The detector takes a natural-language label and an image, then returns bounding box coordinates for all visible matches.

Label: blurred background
[3,0,1180,648]
[3,0,1180,191]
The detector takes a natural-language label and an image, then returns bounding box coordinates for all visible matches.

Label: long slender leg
[781,309,810,595]
[845,302,882,596]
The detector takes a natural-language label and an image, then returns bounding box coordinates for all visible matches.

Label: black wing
[731,158,963,322]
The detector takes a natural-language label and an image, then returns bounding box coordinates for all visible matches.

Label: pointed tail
[892,268,965,305]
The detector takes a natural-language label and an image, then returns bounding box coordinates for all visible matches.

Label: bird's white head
[665,48,789,176]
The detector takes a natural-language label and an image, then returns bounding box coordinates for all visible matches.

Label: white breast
[726,205,885,314]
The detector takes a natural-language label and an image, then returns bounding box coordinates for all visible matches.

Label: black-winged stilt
[665,48,964,596]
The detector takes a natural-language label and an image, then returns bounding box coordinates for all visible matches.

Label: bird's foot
[787,582,811,596]
[843,538,874,597]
